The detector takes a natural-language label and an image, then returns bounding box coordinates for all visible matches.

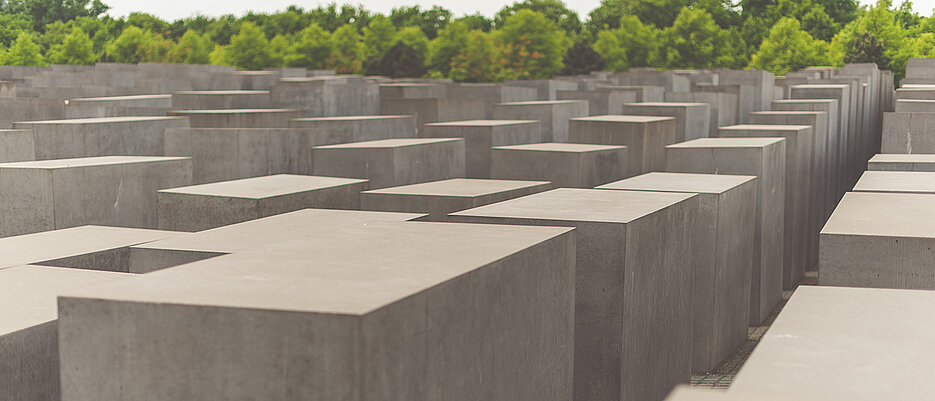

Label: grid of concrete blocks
[0,61,925,401]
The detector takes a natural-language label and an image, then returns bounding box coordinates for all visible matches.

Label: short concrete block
[490,142,628,188]
[361,178,551,220]
[288,115,417,142]
[12,116,188,160]
[380,98,486,129]
[66,94,173,118]
[168,109,303,128]
[556,88,637,115]
[852,171,935,194]
[312,138,466,189]
[569,115,677,174]
[421,120,541,178]
[0,129,35,162]
[895,99,935,112]
[493,100,589,142]
[448,83,539,117]
[882,112,935,154]
[171,90,272,109]
[620,102,710,142]
[867,153,935,172]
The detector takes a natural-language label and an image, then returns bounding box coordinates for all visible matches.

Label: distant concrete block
[12,116,188,160]
[361,178,551,220]
[664,91,737,136]
[422,120,541,178]
[852,171,935,194]
[595,85,665,102]
[556,88,637,115]
[895,99,935,112]
[882,112,935,154]
[379,83,446,99]
[289,115,417,142]
[448,83,538,117]
[171,90,272,109]
[569,115,677,174]
[0,129,34,163]
[168,109,302,128]
[381,98,486,129]
[0,98,66,128]
[66,94,172,118]
[867,153,935,172]
[312,138,465,189]
[270,76,380,117]
[621,102,710,142]
[503,79,578,100]
[490,142,628,188]
[493,100,589,142]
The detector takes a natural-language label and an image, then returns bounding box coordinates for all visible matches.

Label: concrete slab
[492,100,589,142]
[620,102,710,142]
[311,138,465,189]
[569,115,677,175]
[596,85,665,102]
[421,120,541,178]
[158,174,368,231]
[819,192,935,289]
[167,109,303,128]
[450,188,697,401]
[66,94,172,118]
[852,171,935,194]
[867,153,935,172]
[12,116,188,160]
[664,91,737,136]
[270,76,380,117]
[556,88,637,115]
[361,178,551,220]
[171,90,272,109]
[448,83,539,118]
[894,99,935,112]
[490,142,629,188]
[597,172,757,373]
[381,98,486,129]
[288,115,417,142]
[881,112,935,154]
[0,129,35,162]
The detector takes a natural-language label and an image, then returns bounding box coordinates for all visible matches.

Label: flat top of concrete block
[790,84,849,89]
[773,99,837,104]
[70,94,172,102]
[379,83,440,87]
[0,265,131,335]
[64,221,573,314]
[314,138,461,149]
[667,137,785,148]
[14,116,186,125]
[159,174,368,199]
[729,285,935,401]
[853,171,935,193]
[233,70,278,76]
[869,154,935,163]
[363,178,550,197]
[0,155,190,169]
[425,119,539,127]
[664,386,818,401]
[597,172,756,194]
[451,187,695,224]
[751,111,825,116]
[135,208,424,254]
[896,87,935,92]
[493,142,626,153]
[720,124,812,131]
[572,115,674,123]
[173,90,270,95]
[291,115,411,121]
[901,84,935,88]
[0,226,183,270]
[623,102,707,107]
[896,99,935,103]
[168,108,300,114]
[821,192,935,238]
[496,100,586,106]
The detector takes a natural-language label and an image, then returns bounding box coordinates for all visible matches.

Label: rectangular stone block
[491,142,629,188]
[895,87,935,99]
[448,83,539,118]
[380,98,486,129]
[666,138,785,325]
[0,265,130,401]
[730,285,935,401]
[450,188,696,401]
[167,109,302,128]
[270,76,380,117]
[503,79,579,100]
[66,94,172,118]
[867,153,935,171]
[158,174,368,231]
[0,129,35,162]
[569,115,677,174]
[819,192,935,289]
[621,102,710,142]
[379,83,446,99]
[0,156,192,238]
[719,125,811,288]
[361,178,551,220]
[58,221,575,401]
[171,90,272,109]
[790,84,854,188]
[597,172,756,373]
[493,100,589,142]
[882,112,935,154]
[421,120,540,178]
[895,99,935,112]
[13,116,188,160]
[288,115,417,142]
[664,91,737,136]
[556,88,637,115]
[596,85,665,102]
[852,171,935,194]
[0,98,66,128]
[312,138,465,189]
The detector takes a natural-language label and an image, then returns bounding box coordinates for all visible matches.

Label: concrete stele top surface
[0,155,190,169]
[820,192,935,238]
[14,116,185,124]
[496,100,586,106]
[292,115,410,121]
[772,99,837,104]
[159,174,368,199]
[597,172,756,194]
[896,99,935,103]
[0,226,184,269]
[720,124,812,131]
[314,138,461,149]
[790,84,849,89]
[493,142,626,152]
[425,119,539,127]
[852,171,935,194]
[623,102,707,107]
[665,386,825,401]
[173,90,270,95]
[168,108,300,114]
[362,178,550,197]
[667,137,785,148]
[451,187,695,224]
[869,153,935,163]
[64,221,573,315]
[750,111,825,116]
[70,94,172,101]
[572,115,675,123]
[0,265,131,335]
[134,208,424,254]
[729,286,935,401]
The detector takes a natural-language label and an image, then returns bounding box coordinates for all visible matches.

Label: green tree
[291,23,334,69]
[168,30,211,64]
[267,34,294,67]
[495,0,581,33]
[389,5,452,39]
[588,0,738,31]
[450,30,498,82]
[593,15,658,71]
[105,26,156,63]
[126,12,169,34]
[494,9,571,79]
[332,24,364,73]
[656,7,746,69]
[428,20,469,75]
[47,27,96,64]
[831,0,904,71]
[224,21,272,70]
[3,31,44,65]
[396,26,429,60]
[457,13,493,31]
[750,17,833,75]
[363,15,397,58]
[561,38,605,75]
[364,40,426,78]
[0,14,33,47]
[2,0,108,30]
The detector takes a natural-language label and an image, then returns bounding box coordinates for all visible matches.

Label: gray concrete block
[597,172,757,373]
[503,79,579,100]
[569,115,676,175]
[167,109,302,128]
[381,97,486,130]
[13,116,188,160]
[894,99,935,112]
[66,94,172,118]
[789,84,855,190]
[448,83,538,118]
[312,138,466,189]
[556,88,637,115]
[270,76,380,117]
[58,221,575,401]
[867,153,935,172]
[493,100,589,142]
[0,265,130,401]
[895,88,935,99]
[729,285,935,401]
[0,156,192,238]
[171,90,272,109]
[819,192,935,289]
[714,69,775,114]
[621,102,710,142]
[361,178,551,220]
[158,174,368,231]
[852,171,935,194]
[0,98,66,128]
[490,142,629,188]
[882,112,935,154]
[664,91,737,136]
[289,115,417,142]
[664,386,810,401]
[379,83,446,99]
[665,138,785,325]
[718,125,812,288]
[0,129,35,162]
[596,85,665,102]
[421,120,541,178]
[450,188,697,401]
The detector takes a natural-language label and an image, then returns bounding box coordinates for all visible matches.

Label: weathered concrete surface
[556,88,637,115]
[362,178,551,220]
[852,171,935,194]
[490,142,629,188]
[867,153,935,172]
[0,98,66,128]
[819,192,935,289]
[312,138,465,189]
[66,94,172,118]
[597,172,756,373]
[12,116,188,160]
[381,98,486,129]
[168,109,302,128]
[451,188,697,401]
[0,129,35,162]
[666,138,785,325]
[881,112,935,154]
[569,115,677,175]
[493,100,589,142]
[59,221,575,401]
[421,120,540,178]
[158,175,368,231]
[171,90,271,109]
[269,76,380,117]
[664,91,738,136]
[288,115,417,142]
[894,99,935,112]
[448,83,539,118]
[621,102,710,142]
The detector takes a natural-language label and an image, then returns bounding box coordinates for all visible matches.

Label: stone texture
[867,153,935,172]
[311,138,465,189]
[12,116,188,160]
[620,102,711,142]
[882,112,935,154]
[493,100,589,142]
[167,109,303,128]
[421,120,541,178]
[288,115,417,142]
[490,142,629,188]
[852,171,935,194]
[569,115,677,175]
